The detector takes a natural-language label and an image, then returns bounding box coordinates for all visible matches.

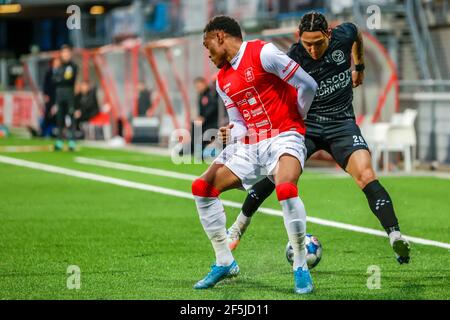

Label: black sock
[363,180,400,234]
[242,178,276,217]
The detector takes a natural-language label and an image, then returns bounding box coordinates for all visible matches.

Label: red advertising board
[12,94,34,127]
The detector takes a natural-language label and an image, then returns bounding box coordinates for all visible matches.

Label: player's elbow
[300,73,318,96]
[307,76,318,93]
[303,79,318,103]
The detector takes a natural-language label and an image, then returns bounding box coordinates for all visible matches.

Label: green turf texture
[0,137,449,299]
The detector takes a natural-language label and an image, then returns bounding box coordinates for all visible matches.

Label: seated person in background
[74,81,99,138]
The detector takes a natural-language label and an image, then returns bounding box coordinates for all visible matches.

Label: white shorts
[214,132,307,190]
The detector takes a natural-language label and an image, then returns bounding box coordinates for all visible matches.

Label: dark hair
[299,12,328,35]
[203,15,243,40]
[60,44,72,50]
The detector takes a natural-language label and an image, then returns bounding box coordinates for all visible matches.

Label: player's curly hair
[299,12,328,35]
[203,15,243,40]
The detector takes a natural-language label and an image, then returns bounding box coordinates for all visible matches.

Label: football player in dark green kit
[53,45,78,151]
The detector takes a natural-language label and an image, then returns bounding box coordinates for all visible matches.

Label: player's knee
[192,178,221,197]
[275,182,298,201]
[355,168,377,189]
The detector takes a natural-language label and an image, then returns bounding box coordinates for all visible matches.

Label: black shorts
[305,119,370,170]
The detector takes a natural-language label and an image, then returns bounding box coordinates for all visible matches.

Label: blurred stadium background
[0,0,450,300]
[0,0,450,170]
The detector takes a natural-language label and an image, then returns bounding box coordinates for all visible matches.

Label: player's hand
[352,70,364,88]
[218,123,234,144]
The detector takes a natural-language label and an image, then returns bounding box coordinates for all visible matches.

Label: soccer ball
[285,234,322,269]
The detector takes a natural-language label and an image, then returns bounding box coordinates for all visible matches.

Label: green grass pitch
[0,137,449,299]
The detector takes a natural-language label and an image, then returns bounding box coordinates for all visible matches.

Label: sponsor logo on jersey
[251,107,264,117]
[282,60,294,74]
[243,109,251,121]
[255,119,270,128]
[309,67,323,74]
[237,99,248,108]
[316,68,352,99]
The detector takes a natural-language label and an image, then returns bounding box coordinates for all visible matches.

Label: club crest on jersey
[244,67,255,82]
[246,92,257,105]
[332,50,345,65]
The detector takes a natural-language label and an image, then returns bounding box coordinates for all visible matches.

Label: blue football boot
[194,261,239,289]
[294,266,314,294]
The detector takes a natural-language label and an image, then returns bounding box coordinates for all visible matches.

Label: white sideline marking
[74,156,348,180]
[1,155,449,250]
[75,156,198,181]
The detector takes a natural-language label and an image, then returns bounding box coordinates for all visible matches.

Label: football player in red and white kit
[191,16,318,294]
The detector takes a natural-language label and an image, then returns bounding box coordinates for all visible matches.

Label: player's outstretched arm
[216,81,247,144]
[352,27,364,88]
[287,64,318,119]
[260,43,318,119]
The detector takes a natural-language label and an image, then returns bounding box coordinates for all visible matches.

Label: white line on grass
[74,156,348,180]
[1,155,449,250]
[75,155,450,181]
[74,156,198,181]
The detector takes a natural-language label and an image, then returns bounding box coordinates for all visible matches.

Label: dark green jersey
[287,22,358,124]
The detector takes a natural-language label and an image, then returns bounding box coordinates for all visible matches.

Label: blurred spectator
[194,77,219,132]
[74,80,100,138]
[40,57,60,137]
[53,44,78,151]
[137,82,152,116]
[191,77,219,155]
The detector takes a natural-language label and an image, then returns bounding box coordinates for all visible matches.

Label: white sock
[209,229,234,266]
[388,230,402,246]
[235,211,252,233]
[280,197,307,270]
[194,196,234,266]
